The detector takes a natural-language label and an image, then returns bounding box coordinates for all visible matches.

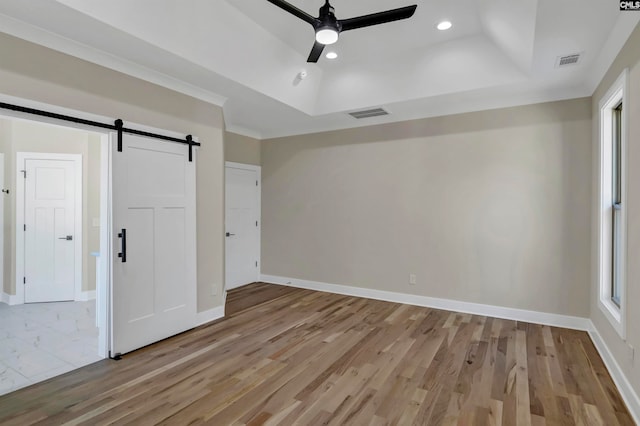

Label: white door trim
[224,161,261,292]
[0,153,4,296]
[16,152,83,304]
[98,134,111,359]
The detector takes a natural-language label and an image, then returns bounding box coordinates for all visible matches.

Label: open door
[110,132,197,356]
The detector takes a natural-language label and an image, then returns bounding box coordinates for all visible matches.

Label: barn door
[111,132,197,356]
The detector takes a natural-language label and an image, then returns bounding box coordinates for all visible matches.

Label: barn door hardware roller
[115,119,198,162]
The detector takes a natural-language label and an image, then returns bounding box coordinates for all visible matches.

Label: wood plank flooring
[0,283,633,425]
[225,282,297,316]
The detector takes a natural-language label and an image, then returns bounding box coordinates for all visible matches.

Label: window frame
[597,69,628,339]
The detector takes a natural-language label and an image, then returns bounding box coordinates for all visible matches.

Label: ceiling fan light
[316,28,339,45]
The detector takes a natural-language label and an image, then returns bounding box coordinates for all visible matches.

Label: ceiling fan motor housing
[315,3,341,35]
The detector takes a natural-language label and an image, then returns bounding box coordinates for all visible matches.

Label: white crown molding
[260,274,591,331]
[0,13,227,108]
[586,13,640,94]
[225,124,264,141]
[258,85,591,140]
[588,322,640,424]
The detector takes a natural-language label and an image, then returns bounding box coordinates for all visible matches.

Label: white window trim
[597,68,628,339]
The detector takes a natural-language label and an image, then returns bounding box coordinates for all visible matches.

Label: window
[598,70,628,338]
[612,102,622,307]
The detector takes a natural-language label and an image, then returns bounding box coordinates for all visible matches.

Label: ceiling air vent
[348,108,389,119]
[556,53,582,68]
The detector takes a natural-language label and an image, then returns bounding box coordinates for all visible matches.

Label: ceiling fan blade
[266,0,317,25]
[307,41,325,63]
[339,5,417,32]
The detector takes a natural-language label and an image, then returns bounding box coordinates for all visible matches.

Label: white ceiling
[0,0,638,139]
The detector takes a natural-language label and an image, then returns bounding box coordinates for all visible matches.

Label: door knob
[226,232,235,237]
[58,235,73,241]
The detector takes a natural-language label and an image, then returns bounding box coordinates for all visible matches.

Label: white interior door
[225,163,260,290]
[111,133,196,356]
[24,158,78,303]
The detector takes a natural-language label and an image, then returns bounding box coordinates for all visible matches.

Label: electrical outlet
[628,344,635,364]
[409,274,417,285]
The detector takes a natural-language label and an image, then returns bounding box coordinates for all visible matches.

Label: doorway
[0,97,200,394]
[0,117,106,396]
[225,162,261,291]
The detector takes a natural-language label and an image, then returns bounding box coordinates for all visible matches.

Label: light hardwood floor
[0,283,633,425]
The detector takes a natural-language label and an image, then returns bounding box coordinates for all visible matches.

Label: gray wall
[0,32,226,312]
[225,131,261,166]
[591,22,640,401]
[262,98,592,318]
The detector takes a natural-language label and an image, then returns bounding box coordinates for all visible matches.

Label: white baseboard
[2,290,96,304]
[588,323,640,424]
[1,291,20,305]
[196,304,225,327]
[261,274,591,331]
[76,290,96,302]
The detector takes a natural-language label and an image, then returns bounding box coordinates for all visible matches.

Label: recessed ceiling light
[326,51,338,59]
[437,21,452,31]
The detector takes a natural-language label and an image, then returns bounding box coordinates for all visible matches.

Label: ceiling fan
[266,0,418,62]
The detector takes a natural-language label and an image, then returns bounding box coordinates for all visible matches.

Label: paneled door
[24,157,79,303]
[111,133,196,356]
[225,163,260,290]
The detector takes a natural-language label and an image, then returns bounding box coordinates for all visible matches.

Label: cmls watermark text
[620,1,640,10]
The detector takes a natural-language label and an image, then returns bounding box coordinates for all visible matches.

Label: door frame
[0,153,4,297]
[15,152,83,304]
[224,161,261,292]
[2,96,112,358]
[1,95,114,360]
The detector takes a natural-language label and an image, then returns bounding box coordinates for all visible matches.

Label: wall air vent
[348,108,389,119]
[556,53,582,68]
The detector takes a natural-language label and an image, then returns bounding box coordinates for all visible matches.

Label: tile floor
[0,300,102,396]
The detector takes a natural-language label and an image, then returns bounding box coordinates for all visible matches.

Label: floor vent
[348,108,389,119]
[556,53,582,68]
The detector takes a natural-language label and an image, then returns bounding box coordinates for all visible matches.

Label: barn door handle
[118,229,127,263]
[58,235,73,240]
[226,232,235,237]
